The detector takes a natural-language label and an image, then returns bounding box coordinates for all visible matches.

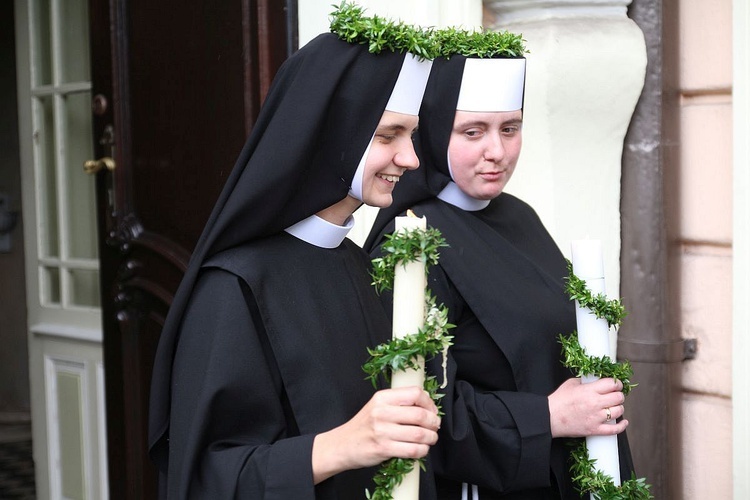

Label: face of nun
[360,110,420,208]
[448,110,523,200]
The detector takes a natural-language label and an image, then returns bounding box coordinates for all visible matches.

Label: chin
[364,196,393,209]
[475,191,500,201]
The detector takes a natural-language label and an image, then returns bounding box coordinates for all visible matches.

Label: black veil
[149,33,412,468]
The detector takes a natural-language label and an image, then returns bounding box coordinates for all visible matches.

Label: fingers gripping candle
[570,239,621,491]
[391,211,427,498]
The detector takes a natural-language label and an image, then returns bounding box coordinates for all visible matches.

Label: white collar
[437,182,490,211]
[284,214,354,248]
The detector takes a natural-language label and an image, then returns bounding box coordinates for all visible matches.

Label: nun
[366,39,636,499]
[148,6,442,498]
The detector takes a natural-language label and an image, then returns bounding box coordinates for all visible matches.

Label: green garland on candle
[560,261,653,499]
[570,444,653,500]
[370,226,447,294]
[564,261,627,328]
[364,227,454,500]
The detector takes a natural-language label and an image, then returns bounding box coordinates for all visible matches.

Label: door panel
[89,2,290,497]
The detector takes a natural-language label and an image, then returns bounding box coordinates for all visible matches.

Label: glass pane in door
[64,91,96,260]
[42,266,61,306]
[70,269,99,308]
[35,94,59,258]
[59,0,90,83]
[30,0,52,86]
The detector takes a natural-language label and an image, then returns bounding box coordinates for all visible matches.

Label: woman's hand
[311,386,441,484]
[547,377,628,438]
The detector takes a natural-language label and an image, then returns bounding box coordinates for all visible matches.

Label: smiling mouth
[378,174,400,183]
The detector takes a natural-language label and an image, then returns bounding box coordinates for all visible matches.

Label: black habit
[148,32,436,499]
[365,56,634,499]
[167,235,391,498]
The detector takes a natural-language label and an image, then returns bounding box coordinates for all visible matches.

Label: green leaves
[363,294,454,389]
[329,1,440,59]
[365,227,453,499]
[561,264,652,498]
[329,2,527,60]
[435,27,527,59]
[570,442,654,499]
[362,297,453,499]
[370,226,447,294]
[565,260,627,328]
[365,458,420,500]
[558,333,636,395]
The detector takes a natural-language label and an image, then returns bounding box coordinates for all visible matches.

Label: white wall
[489,5,646,302]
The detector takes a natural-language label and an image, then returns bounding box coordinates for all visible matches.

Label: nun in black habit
[365,51,636,499]
[147,13,443,499]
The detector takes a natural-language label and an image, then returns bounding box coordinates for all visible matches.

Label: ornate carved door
[88,1,291,497]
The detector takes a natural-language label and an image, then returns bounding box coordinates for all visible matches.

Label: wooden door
[88,2,291,497]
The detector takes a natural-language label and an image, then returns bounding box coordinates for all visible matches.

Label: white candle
[570,239,621,491]
[390,212,427,499]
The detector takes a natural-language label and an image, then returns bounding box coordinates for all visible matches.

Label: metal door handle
[83,157,115,174]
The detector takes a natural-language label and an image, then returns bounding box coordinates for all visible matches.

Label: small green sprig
[435,27,527,58]
[329,2,440,60]
[362,295,453,500]
[565,260,627,328]
[365,225,452,500]
[370,226,447,294]
[366,458,421,500]
[570,442,653,499]
[561,263,652,498]
[558,333,635,395]
[363,293,454,394]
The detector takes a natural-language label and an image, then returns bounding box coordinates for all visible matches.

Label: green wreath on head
[434,26,526,58]
[329,1,528,60]
[330,1,440,60]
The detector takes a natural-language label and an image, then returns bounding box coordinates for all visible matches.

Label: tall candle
[570,239,621,491]
[390,212,427,499]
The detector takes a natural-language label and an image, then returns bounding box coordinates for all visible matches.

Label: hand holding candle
[389,211,427,499]
[570,239,621,490]
[364,211,452,500]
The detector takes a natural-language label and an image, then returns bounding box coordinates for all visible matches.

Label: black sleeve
[428,352,554,492]
[426,265,555,493]
[166,268,317,499]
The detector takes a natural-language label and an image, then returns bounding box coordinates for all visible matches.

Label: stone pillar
[485,0,646,308]
[486,2,681,496]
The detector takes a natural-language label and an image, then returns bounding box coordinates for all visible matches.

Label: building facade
[1,0,744,497]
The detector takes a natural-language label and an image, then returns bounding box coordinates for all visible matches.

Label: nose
[483,132,506,163]
[394,140,420,170]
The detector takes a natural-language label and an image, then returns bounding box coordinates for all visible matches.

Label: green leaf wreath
[364,225,454,500]
[329,1,440,60]
[560,261,653,499]
[329,1,528,60]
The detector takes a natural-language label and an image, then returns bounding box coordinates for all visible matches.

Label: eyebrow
[454,118,523,129]
[376,123,418,134]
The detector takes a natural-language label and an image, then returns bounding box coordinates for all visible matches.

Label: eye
[375,134,396,143]
[501,124,521,135]
[464,129,483,138]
